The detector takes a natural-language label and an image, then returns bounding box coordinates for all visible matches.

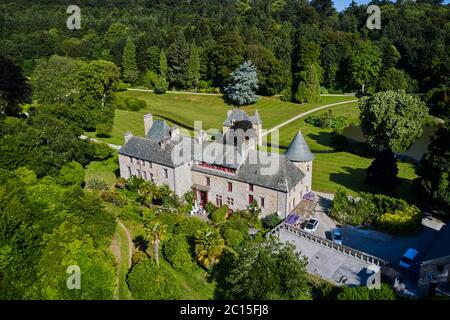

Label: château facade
[118,110,314,218]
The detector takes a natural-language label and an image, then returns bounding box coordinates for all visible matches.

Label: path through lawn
[86,91,356,146]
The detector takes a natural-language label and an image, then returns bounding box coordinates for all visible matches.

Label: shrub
[314,281,339,300]
[91,142,115,160]
[198,80,219,93]
[120,203,142,222]
[262,213,282,229]
[131,251,149,266]
[222,228,244,250]
[127,259,180,300]
[376,206,422,233]
[211,205,229,223]
[204,202,218,215]
[86,176,108,190]
[95,123,112,137]
[154,76,168,94]
[174,217,209,238]
[336,284,396,300]
[155,212,182,235]
[142,70,159,89]
[57,161,85,186]
[127,98,146,111]
[116,81,129,91]
[115,96,146,111]
[152,184,180,207]
[331,190,421,233]
[115,177,127,189]
[280,87,292,102]
[163,234,196,272]
[101,191,118,203]
[305,110,348,133]
[229,209,261,227]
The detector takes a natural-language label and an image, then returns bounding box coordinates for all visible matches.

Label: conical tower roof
[251,110,262,124]
[285,130,314,162]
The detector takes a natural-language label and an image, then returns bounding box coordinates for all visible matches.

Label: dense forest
[1,1,449,99]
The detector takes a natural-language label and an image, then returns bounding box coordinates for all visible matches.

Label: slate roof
[119,136,180,168]
[192,149,304,192]
[223,109,261,126]
[284,130,315,162]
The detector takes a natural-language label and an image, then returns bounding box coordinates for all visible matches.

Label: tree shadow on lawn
[133,235,149,252]
[308,132,376,157]
[329,166,416,202]
[208,252,236,299]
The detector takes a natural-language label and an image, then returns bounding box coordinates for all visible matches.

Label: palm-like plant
[145,222,167,266]
[194,229,225,269]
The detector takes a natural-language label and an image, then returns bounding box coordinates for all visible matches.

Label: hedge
[211,205,229,223]
[163,234,196,272]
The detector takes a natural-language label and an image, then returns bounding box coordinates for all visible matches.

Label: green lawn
[86,91,356,146]
[84,156,119,187]
[265,102,418,199]
[114,224,133,300]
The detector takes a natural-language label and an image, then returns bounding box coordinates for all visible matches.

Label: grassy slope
[267,102,417,199]
[84,156,119,187]
[114,224,133,300]
[86,91,356,145]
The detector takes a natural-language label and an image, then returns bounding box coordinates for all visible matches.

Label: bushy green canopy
[359,90,428,152]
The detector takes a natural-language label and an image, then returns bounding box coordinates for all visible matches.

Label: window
[149,162,152,169]
[228,182,233,192]
[130,157,134,164]
[307,164,310,172]
[249,183,254,191]
[249,194,254,204]
[150,173,154,182]
[127,166,132,176]
[143,171,147,180]
[216,194,223,207]
[227,197,234,206]
[137,169,141,178]
[164,168,168,178]
[260,197,265,208]
[206,176,210,186]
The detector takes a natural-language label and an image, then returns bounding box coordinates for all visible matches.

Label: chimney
[144,114,153,136]
[124,131,133,144]
[197,130,208,145]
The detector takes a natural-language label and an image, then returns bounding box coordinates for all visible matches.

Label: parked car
[399,248,419,270]
[303,218,319,234]
[331,228,343,245]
